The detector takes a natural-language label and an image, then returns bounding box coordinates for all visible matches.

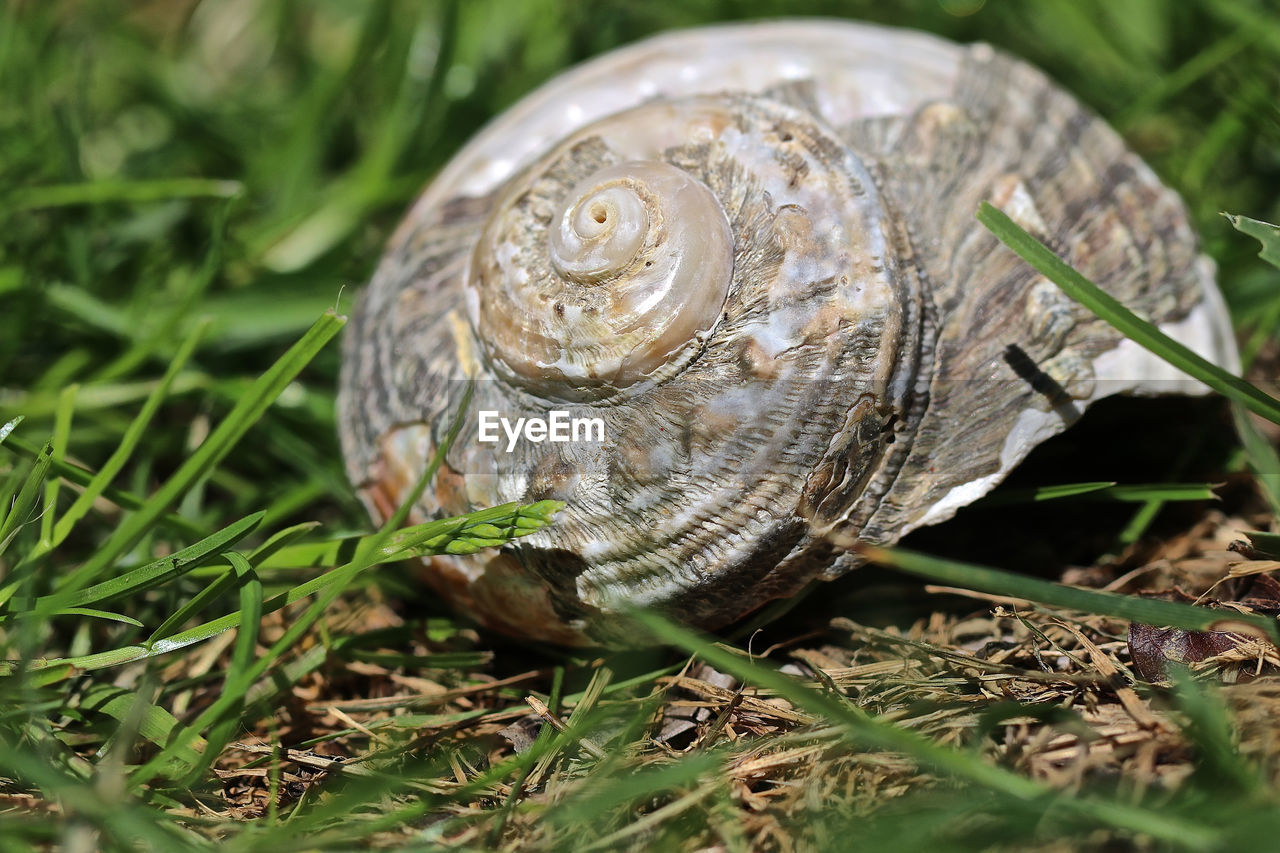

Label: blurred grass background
[2,0,1280,850]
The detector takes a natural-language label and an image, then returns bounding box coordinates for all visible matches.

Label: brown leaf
[1238,573,1280,614]
[1128,623,1242,682]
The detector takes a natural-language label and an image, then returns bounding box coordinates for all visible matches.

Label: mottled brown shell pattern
[338,21,1238,646]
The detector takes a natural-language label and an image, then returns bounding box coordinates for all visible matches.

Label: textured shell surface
[338,19,1239,646]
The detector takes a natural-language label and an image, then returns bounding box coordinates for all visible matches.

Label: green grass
[2,1,1280,851]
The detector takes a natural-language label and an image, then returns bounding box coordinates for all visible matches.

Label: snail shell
[338,20,1239,646]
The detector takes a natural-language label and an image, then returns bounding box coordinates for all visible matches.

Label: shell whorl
[337,20,1239,646]
[467,159,733,395]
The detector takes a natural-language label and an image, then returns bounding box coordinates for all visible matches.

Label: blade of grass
[857,543,1280,644]
[1222,213,1280,513]
[1247,531,1280,559]
[1,435,206,540]
[1232,404,1280,516]
[979,481,1217,507]
[16,512,264,616]
[0,442,51,559]
[42,282,132,340]
[977,202,1280,425]
[1115,421,1219,547]
[246,521,322,564]
[145,572,237,646]
[1226,213,1280,268]
[145,522,320,645]
[4,369,211,417]
[252,499,561,570]
[54,311,344,594]
[36,386,76,551]
[41,319,209,556]
[177,553,262,784]
[2,178,243,212]
[0,417,21,445]
[57,608,144,627]
[528,665,612,787]
[78,684,207,767]
[1070,483,1217,501]
[1168,666,1262,795]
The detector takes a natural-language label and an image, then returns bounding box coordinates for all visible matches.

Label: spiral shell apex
[467,154,734,394]
[338,20,1239,646]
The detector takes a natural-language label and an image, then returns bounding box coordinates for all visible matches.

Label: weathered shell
[338,20,1239,646]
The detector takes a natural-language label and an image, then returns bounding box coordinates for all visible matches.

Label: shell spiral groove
[338,20,1239,646]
